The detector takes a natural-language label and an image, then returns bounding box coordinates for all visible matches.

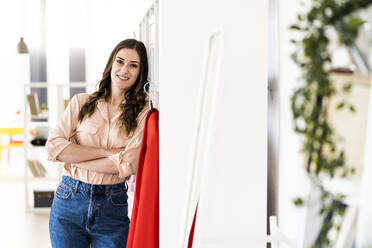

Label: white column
[45,0,69,127]
[357,53,372,247]
[278,0,311,246]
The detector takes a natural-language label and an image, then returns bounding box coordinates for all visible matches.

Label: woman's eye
[131,64,138,68]
[116,59,123,64]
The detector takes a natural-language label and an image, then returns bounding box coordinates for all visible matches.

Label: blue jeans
[49,176,130,248]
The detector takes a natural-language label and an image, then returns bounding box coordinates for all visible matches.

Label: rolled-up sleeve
[46,94,81,162]
[108,106,149,179]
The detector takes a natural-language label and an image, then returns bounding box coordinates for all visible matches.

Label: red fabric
[127,110,159,248]
[187,204,198,248]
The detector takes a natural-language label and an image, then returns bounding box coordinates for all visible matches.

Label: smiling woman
[46,39,149,248]
[77,39,149,135]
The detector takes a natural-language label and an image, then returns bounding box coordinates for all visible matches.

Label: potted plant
[290,0,372,247]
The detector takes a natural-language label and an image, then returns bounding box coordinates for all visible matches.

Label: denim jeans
[49,176,130,248]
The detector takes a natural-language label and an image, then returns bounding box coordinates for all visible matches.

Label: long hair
[78,39,148,134]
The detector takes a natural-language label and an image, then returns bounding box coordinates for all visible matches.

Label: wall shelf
[23,83,94,212]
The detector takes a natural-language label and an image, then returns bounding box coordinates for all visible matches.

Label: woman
[46,39,149,248]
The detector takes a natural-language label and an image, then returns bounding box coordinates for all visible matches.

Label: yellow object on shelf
[0,127,24,138]
[0,127,24,135]
[0,127,24,168]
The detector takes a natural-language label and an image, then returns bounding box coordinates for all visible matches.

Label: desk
[0,127,24,167]
[0,128,24,143]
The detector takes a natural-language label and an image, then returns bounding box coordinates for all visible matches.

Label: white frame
[180,27,224,248]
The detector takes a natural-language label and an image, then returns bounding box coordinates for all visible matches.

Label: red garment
[187,204,198,248]
[127,109,159,248]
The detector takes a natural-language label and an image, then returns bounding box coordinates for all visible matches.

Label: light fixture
[17,37,29,54]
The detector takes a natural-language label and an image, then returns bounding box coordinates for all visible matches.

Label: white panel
[357,70,372,247]
[159,0,268,247]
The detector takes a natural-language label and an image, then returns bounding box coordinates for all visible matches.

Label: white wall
[0,0,147,126]
[159,1,268,247]
[0,0,28,126]
[84,0,139,84]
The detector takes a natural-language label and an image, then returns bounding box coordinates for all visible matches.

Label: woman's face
[110,48,141,92]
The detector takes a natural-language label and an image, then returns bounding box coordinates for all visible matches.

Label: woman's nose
[120,64,129,74]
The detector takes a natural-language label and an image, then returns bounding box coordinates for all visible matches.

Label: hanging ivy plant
[290,0,372,247]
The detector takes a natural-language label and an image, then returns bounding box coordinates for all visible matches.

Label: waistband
[61,176,128,193]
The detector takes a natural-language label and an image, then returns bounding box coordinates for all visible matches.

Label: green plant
[290,0,372,247]
[40,103,48,112]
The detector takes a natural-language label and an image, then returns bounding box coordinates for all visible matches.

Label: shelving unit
[23,83,95,213]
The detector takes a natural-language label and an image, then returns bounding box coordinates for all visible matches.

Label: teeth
[118,75,129,80]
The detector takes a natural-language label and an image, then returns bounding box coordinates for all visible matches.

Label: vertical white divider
[45,0,69,128]
[180,27,224,248]
[153,1,159,109]
[357,52,372,247]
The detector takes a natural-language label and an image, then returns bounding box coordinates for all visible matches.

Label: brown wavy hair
[78,39,148,134]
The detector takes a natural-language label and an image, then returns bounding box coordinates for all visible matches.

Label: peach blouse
[46,93,148,185]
